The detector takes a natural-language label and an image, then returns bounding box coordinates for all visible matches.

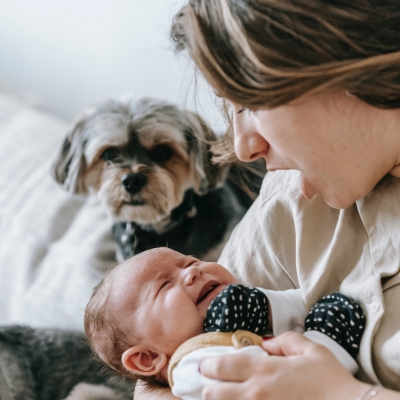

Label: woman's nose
[233,119,269,162]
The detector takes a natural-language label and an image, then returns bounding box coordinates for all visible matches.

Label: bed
[0,90,116,330]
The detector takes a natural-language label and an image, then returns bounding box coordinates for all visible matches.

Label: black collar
[170,189,195,223]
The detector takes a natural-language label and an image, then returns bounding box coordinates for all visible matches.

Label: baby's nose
[184,265,201,285]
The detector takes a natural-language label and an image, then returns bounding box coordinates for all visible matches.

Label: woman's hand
[199,331,368,400]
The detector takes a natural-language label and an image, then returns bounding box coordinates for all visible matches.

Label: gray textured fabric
[0,325,135,400]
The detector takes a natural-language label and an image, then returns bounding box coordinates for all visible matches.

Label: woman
[136,0,400,398]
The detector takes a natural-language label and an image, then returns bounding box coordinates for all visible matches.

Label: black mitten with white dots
[204,284,270,336]
[305,292,366,359]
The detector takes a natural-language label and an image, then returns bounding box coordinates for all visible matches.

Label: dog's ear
[51,108,96,195]
[185,113,228,195]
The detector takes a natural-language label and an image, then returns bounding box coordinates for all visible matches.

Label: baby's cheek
[219,267,237,284]
[167,315,203,354]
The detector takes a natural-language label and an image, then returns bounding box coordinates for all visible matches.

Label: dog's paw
[63,383,130,400]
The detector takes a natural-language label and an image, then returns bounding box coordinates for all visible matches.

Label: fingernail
[262,335,274,341]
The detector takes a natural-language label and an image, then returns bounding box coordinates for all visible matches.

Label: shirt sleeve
[256,289,359,374]
[257,288,307,336]
[171,346,269,400]
[304,330,358,374]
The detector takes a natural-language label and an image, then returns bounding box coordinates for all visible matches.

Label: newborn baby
[84,248,365,400]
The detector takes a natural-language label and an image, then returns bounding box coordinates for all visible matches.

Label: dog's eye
[148,144,173,164]
[102,148,120,162]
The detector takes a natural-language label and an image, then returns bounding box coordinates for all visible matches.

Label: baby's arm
[303,292,365,374]
[259,289,365,373]
[259,289,365,374]
[204,284,308,337]
[258,288,307,335]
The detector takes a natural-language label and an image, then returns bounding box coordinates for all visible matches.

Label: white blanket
[0,92,116,330]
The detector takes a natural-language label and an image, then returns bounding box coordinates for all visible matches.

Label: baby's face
[112,248,236,356]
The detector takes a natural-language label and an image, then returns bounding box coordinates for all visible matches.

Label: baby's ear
[122,346,167,376]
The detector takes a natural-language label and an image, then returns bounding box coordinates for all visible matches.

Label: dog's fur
[0,325,135,400]
[52,97,264,261]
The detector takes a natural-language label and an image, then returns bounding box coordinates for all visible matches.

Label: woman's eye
[101,148,120,162]
[236,107,256,114]
[148,144,173,164]
[237,107,255,114]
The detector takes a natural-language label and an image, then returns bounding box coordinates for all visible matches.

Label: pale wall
[0,0,224,130]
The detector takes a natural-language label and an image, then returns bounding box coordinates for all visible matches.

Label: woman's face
[230,91,392,209]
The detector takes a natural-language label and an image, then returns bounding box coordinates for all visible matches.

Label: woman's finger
[262,331,321,357]
[200,352,260,382]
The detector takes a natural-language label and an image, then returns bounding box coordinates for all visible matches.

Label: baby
[84,247,365,399]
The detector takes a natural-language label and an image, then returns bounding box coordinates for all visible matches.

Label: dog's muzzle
[121,173,147,195]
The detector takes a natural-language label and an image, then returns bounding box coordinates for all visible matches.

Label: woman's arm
[134,381,180,400]
[200,332,400,400]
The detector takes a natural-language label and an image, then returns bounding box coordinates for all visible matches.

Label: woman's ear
[122,346,168,376]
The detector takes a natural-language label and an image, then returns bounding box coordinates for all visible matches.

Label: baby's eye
[185,258,198,268]
[159,281,170,292]
[155,279,172,298]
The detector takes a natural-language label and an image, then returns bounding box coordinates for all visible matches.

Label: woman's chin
[323,194,357,210]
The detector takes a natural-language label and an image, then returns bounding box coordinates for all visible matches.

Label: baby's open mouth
[197,282,219,305]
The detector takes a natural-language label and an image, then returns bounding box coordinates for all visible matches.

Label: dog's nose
[121,173,147,194]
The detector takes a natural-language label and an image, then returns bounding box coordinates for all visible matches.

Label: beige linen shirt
[219,170,400,391]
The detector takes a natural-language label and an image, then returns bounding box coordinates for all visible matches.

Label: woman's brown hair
[171,0,400,161]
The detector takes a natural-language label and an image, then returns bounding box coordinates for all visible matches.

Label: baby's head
[84,247,236,385]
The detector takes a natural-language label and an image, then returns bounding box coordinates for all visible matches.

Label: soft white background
[0,0,226,329]
[0,0,224,130]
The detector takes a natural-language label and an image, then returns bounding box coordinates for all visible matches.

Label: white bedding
[0,92,116,330]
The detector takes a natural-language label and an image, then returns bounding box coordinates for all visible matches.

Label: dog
[52,96,264,261]
[0,325,135,400]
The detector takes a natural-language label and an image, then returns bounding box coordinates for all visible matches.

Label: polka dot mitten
[204,284,270,336]
[305,292,366,359]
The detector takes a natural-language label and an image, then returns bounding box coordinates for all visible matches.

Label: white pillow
[0,92,116,330]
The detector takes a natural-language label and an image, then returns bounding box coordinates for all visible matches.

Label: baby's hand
[204,284,270,335]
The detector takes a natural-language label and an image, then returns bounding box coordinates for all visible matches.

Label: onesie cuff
[257,288,306,336]
[304,330,358,374]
